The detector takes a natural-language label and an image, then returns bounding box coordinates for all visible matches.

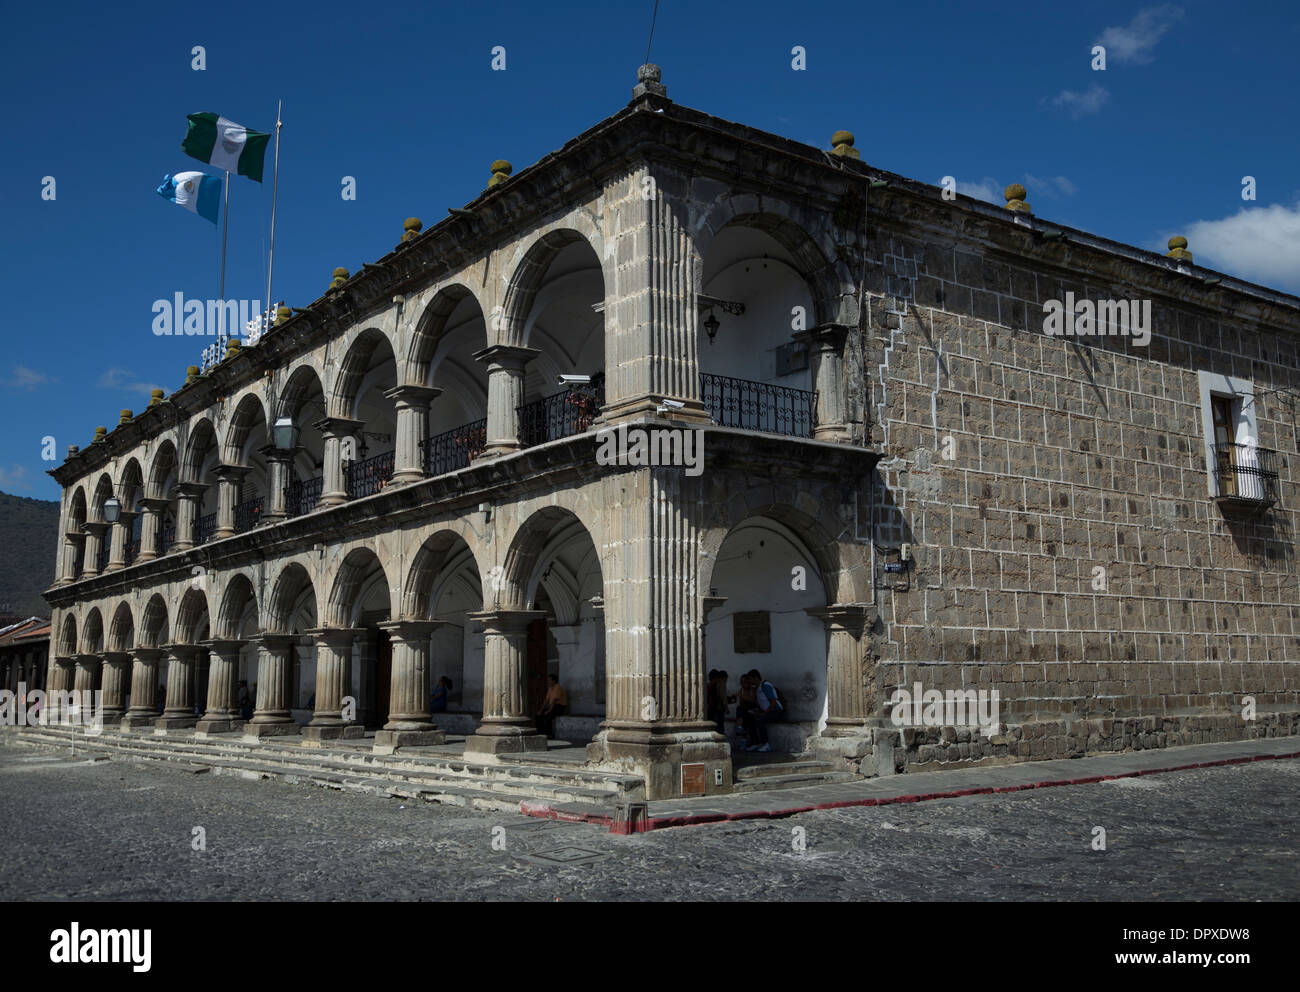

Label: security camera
[659,398,685,410]
[558,374,592,386]
[392,294,406,305]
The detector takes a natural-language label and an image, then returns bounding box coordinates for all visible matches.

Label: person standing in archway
[537,675,567,739]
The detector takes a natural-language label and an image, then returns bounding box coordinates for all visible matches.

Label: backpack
[761,681,786,712]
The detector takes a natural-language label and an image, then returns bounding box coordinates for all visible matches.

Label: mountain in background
[0,491,59,618]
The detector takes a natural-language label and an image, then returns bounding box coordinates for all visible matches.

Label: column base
[586,727,731,800]
[301,723,365,746]
[373,728,446,751]
[119,713,156,731]
[195,716,245,736]
[243,720,301,739]
[465,732,547,755]
[389,470,425,486]
[100,711,125,727]
[154,714,198,732]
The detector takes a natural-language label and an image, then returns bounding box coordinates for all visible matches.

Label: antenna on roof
[644,0,660,66]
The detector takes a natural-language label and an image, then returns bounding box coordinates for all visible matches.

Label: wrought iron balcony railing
[345,451,395,499]
[124,538,140,566]
[95,541,110,574]
[234,495,264,533]
[1213,443,1279,505]
[517,374,605,449]
[284,476,323,518]
[700,372,815,439]
[422,418,487,477]
[160,522,175,553]
[194,512,217,546]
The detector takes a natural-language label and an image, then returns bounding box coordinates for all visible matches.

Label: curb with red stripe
[519,749,1300,834]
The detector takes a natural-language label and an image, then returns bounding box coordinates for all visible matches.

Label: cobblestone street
[2,743,1295,901]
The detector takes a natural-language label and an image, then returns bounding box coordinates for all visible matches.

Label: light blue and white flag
[156,171,222,224]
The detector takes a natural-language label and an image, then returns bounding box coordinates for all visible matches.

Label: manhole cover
[523,846,608,866]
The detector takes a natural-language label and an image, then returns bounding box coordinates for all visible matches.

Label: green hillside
[0,491,60,617]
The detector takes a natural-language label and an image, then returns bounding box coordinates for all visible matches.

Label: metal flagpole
[264,100,283,336]
[219,169,231,303]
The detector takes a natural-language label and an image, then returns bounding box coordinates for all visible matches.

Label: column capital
[72,652,101,666]
[200,638,247,656]
[384,384,442,409]
[130,646,164,662]
[378,619,445,642]
[793,322,852,348]
[465,609,544,634]
[159,642,203,659]
[804,603,873,637]
[249,632,297,652]
[305,626,365,648]
[702,595,728,620]
[140,496,170,512]
[311,416,364,440]
[83,521,109,536]
[102,650,132,664]
[213,464,251,482]
[174,481,208,500]
[472,344,541,371]
[259,443,296,464]
[65,529,87,543]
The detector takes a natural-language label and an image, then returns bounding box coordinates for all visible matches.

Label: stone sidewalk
[521,737,1300,833]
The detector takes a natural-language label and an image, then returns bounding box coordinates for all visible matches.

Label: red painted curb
[518,749,1300,833]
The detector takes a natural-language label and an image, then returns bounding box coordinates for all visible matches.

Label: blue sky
[2,0,1297,500]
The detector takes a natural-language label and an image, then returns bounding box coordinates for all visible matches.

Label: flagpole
[219,169,231,304]
[264,100,283,336]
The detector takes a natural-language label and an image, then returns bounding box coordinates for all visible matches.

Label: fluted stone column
[105,511,135,572]
[72,654,101,694]
[120,648,162,730]
[155,644,200,731]
[137,497,168,561]
[385,385,441,484]
[100,651,130,725]
[599,164,709,426]
[196,639,245,734]
[794,324,852,442]
[465,609,546,754]
[473,345,539,459]
[81,522,107,579]
[261,447,291,522]
[314,417,364,507]
[302,627,365,744]
[375,620,446,750]
[46,658,75,721]
[244,634,299,737]
[171,484,207,551]
[806,605,872,736]
[60,530,85,583]
[213,465,249,539]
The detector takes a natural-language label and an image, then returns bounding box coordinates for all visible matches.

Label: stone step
[731,770,858,793]
[734,759,837,781]
[18,728,641,808]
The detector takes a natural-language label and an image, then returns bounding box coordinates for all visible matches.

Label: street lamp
[103,497,121,524]
[703,310,720,344]
[273,416,299,451]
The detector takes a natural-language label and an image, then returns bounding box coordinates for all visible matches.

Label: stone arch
[118,458,144,512]
[326,547,392,627]
[56,613,77,657]
[67,485,87,529]
[266,561,318,633]
[146,440,178,499]
[692,202,851,327]
[699,496,863,606]
[278,363,327,421]
[107,601,135,653]
[216,572,259,640]
[501,505,602,612]
[500,227,607,350]
[328,327,397,420]
[139,594,169,648]
[404,283,486,385]
[80,607,104,654]
[181,417,218,482]
[223,392,270,465]
[174,586,211,644]
[402,528,484,619]
[89,473,114,522]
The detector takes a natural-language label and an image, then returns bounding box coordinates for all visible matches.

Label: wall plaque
[733,611,771,653]
[680,762,707,796]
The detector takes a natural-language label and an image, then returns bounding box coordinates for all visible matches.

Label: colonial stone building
[42,67,1300,800]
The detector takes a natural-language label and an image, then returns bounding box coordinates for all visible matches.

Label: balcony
[194,512,217,546]
[345,451,395,499]
[422,418,487,476]
[124,537,140,566]
[517,374,605,449]
[1213,443,1279,508]
[284,476,323,518]
[700,373,815,440]
[161,522,175,554]
[234,496,265,533]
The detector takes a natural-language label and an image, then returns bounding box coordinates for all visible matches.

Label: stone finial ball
[1005,183,1027,201]
[275,306,291,324]
[93,426,107,440]
[150,388,165,402]
[638,63,661,84]
[1169,236,1188,250]
[187,366,199,376]
[491,160,513,176]
[404,218,423,233]
[831,130,855,147]
[119,409,132,423]
[332,267,349,279]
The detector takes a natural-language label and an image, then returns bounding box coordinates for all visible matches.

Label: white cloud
[1025,174,1078,197]
[947,177,1001,204]
[0,465,30,492]
[6,366,52,390]
[98,367,163,393]
[1096,5,1184,65]
[1175,201,1300,293]
[1049,84,1110,117]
